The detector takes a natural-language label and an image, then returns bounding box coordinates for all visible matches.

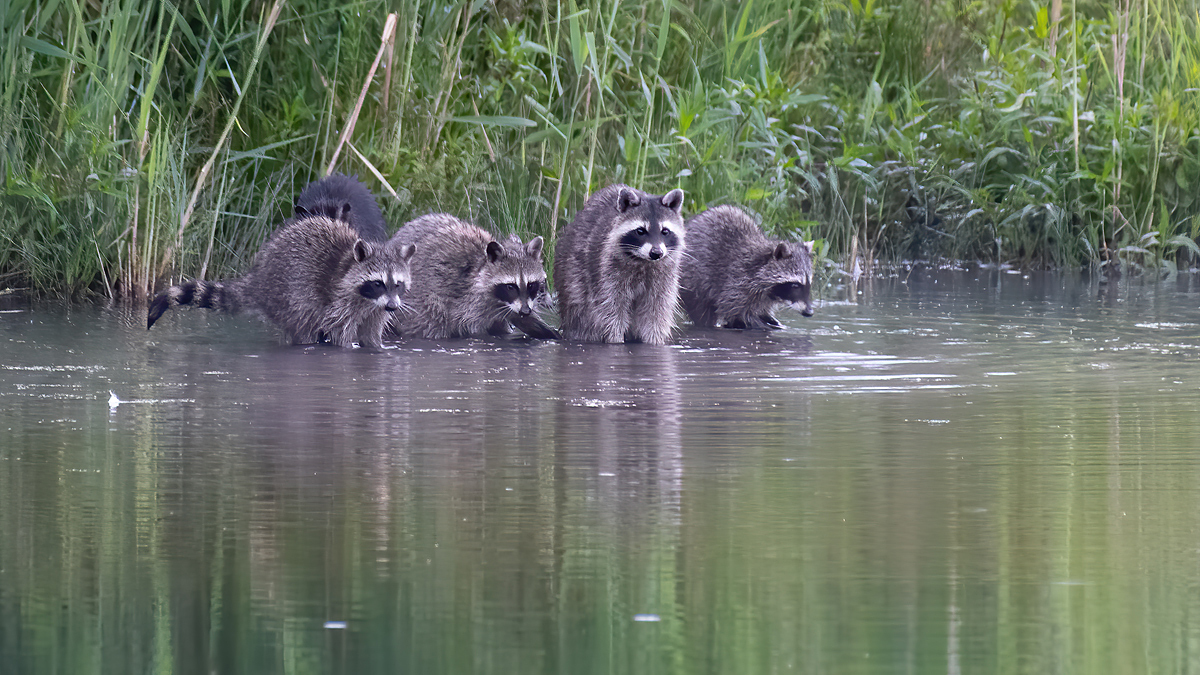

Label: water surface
[3,269,1200,674]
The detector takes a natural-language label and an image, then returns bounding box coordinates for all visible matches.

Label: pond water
[3,268,1200,674]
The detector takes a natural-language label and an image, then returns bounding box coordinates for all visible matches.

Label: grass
[1,0,1199,297]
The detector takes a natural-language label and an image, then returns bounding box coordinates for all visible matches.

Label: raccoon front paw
[511,314,561,340]
[760,314,784,329]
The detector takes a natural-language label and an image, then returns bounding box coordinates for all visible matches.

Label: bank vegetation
[1,0,1198,297]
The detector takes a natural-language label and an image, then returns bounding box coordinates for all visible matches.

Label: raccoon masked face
[355,240,415,313]
[617,221,683,261]
[765,241,815,317]
[486,236,548,317]
[614,187,685,261]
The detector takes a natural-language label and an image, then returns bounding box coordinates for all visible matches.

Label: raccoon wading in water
[388,213,558,339]
[147,215,416,348]
[294,173,388,242]
[679,205,814,329]
[553,184,686,344]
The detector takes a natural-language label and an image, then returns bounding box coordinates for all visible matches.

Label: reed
[2,0,1198,297]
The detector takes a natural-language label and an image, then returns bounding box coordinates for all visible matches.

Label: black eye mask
[493,283,520,304]
[359,280,387,300]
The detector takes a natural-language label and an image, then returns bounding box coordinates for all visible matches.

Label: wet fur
[389,213,558,339]
[679,205,814,329]
[147,215,415,348]
[294,173,388,242]
[553,184,686,344]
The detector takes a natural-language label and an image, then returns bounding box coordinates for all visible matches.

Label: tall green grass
[2,0,1199,297]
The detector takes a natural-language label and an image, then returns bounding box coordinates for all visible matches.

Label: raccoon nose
[385,301,400,312]
[648,247,663,260]
[518,303,532,316]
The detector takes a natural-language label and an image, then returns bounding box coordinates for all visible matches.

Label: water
[3,268,1200,674]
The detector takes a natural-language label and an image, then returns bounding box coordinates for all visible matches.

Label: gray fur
[553,184,686,344]
[147,215,415,348]
[294,173,388,242]
[388,213,557,339]
[679,205,814,329]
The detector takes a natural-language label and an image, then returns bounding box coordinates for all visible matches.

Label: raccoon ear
[616,187,641,213]
[773,242,792,260]
[353,239,373,262]
[526,236,544,259]
[340,203,352,221]
[804,240,815,254]
[294,202,310,218]
[486,240,506,263]
[399,243,416,261]
[660,188,684,214]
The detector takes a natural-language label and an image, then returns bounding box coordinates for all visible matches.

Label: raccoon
[553,184,686,344]
[388,213,558,339]
[294,173,388,242]
[679,204,814,329]
[147,215,416,348]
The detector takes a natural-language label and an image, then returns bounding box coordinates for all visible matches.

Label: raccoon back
[680,205,812,327]
[294,173,388,243]
[243,215,368,333]
[391,214,555,338]
[391,214,493,313]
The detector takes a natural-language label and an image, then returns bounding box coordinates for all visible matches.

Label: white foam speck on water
[633,614,661,622]
[572,398,633,408]
[1136,322,1197,329]
[106,392,194,407]
[985,372,1018,376]
[4,364,104,373]
[323,621,347,629]
[599,472,616,477]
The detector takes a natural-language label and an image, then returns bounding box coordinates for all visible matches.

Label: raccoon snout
[518,303,533,316]
[648,247,664,260]
[384,300,400,312]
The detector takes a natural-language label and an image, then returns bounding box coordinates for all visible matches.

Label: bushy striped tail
[147,280,238,329]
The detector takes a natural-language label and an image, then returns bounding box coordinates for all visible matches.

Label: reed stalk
[2,0,1199,297]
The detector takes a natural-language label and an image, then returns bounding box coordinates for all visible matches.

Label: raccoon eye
[661,228,670,236]
[635,227,647,236]
[527,281,541,296]
[359,279,387,300]
[506,283,519,292]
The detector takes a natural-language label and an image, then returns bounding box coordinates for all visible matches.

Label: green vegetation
[2,0,1199,297]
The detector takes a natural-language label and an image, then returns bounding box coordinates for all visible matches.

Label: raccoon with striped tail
[553,184,686,344]
[293,173,388,242]
[679,205,814,329]
[147,215,416,348]
[387,213,559,340]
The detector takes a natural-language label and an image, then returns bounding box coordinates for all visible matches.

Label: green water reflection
[2,270,1200,674]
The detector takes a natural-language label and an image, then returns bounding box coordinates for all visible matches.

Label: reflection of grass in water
[8,307,1200,671]
[2,0,1199,297]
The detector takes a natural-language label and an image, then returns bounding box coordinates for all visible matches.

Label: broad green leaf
[449,115,538,128]
[19,36,96,68]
